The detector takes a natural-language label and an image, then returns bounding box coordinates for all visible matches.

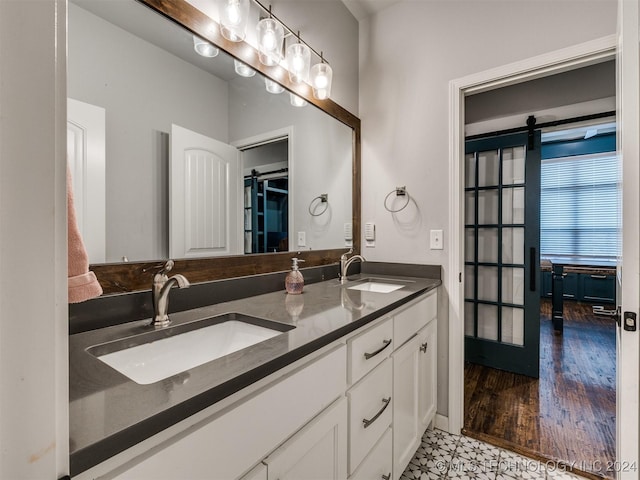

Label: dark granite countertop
[69,272,440,476]
[540,259,616,275]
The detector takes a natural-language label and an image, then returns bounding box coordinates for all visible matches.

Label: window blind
[540,152,618,264]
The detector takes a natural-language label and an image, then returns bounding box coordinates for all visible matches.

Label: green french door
[464,131,541,378]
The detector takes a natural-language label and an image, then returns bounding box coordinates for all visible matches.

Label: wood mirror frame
[90,0,361,294]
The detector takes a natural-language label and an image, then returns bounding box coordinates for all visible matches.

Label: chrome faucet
[152,260,190,328]
[340,249,365,284]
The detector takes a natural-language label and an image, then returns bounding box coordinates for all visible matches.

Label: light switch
[430,229,443,250]
[297,231,306,247]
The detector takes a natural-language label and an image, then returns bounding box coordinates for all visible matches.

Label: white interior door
[170,124,242,258]
[67,98,106,264]
[616,1,640,477]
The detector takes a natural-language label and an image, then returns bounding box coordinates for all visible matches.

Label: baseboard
[434,414,449,432]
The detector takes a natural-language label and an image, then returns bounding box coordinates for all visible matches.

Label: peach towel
[67,167,103,303]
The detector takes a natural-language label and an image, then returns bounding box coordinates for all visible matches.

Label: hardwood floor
[464,299,616,479]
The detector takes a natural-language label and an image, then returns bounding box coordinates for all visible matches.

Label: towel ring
[308,193,329,216]
[384,186,410,213]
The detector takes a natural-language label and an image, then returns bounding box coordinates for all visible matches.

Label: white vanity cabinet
[391,291,438,480]
[345,289,438,480]
[79,287,438,480]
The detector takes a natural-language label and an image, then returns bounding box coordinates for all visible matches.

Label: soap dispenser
[285,258,305,294]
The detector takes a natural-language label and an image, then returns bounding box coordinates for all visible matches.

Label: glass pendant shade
[290,93,307,107]
[234,59,256,77]
[257,18,284,66]
[286,43,310,84]
[218,0,249,42]
[265,77,284,94]
[193,36,219,57]
[310,62,332,100]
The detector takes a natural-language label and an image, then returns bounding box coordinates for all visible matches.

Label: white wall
[0,0,68,478]
[358,0,617,417]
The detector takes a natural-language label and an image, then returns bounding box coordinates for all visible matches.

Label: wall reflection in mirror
[68,0,353,264]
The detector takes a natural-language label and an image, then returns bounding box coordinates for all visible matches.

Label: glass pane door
[464,131,540,378]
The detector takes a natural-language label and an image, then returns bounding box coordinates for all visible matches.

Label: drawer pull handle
[364,339,392,360]
[420,341,428,353]
[382,474,391,480]
[363,397,391,429]
[591,274,608,279]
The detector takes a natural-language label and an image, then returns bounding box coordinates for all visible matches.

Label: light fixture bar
[251,0,329,66]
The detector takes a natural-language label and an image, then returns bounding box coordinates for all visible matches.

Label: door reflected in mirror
[68,0,353,264]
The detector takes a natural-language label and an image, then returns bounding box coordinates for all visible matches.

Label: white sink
[91,314,292,385]
[348,281,404,293]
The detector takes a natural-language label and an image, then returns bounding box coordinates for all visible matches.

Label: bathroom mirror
[68,0,361,293]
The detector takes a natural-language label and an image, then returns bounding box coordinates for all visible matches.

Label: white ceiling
[341,0,403,21]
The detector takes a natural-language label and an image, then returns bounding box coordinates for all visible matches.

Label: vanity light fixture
[310,54,332,100]
[257,15,284,66]
[265,77,284,94]
[218,0,250,42]
[290,93,307,107]
[286,37,310,84]
[223,0,333,100]
[234,59,256,77]
[193,35,219,57]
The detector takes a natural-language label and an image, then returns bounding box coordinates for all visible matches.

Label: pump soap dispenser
[285,258,305,294]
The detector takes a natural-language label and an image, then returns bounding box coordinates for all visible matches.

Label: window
[540,151,618,265]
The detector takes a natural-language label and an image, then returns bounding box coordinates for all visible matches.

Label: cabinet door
[264,397,347,480]
[349,428,392,480]
[418,320,437,429]
[392,334,421,480]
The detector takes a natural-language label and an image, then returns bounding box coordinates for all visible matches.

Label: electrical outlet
[430,229,443,250]
[297,231,306,247]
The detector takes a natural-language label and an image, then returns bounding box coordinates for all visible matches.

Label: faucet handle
[159,259,175,274]
[153,259,175,283]
[341,248,353,260]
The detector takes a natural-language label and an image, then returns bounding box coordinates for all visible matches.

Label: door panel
[464,132,540,377]
[170,124,241,258]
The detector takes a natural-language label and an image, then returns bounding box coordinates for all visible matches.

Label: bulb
[219,0,248,42]
[262,29,276,51]
[292,54,304,72]
[265,78,284,94]
[314,74,328,89]
[226,1,241,25]
[193,36,219,58]
[310,62,332,100]
[257,18,284,66]
[290,93,307,107]
[234,59,255,77]
[286,43,310,84]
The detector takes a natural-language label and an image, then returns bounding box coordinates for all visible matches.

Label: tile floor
[401,429,586,480]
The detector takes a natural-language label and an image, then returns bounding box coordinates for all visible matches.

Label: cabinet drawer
[348,317,393,384]
[394,292,436,348]
[581,274,616,303]
[349,427,392,480]
[348,359,393,475]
